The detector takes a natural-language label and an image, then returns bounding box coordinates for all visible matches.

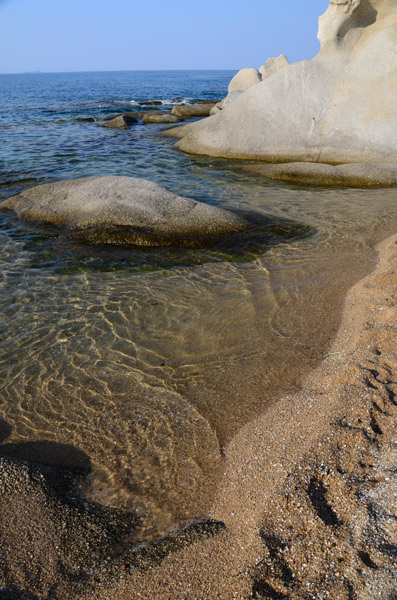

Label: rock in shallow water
[171,103,217,118]
[142,112,181,123]
[238,161,397,187]
[101,115,138,128]
[1,176,251,247]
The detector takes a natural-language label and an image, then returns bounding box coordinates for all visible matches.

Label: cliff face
[171,0,397,167]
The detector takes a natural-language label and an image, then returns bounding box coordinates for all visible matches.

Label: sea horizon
[0,68,238,76]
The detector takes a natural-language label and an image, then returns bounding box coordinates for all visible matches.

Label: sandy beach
[1,1,396,598]
[87,235,397,600]
[0,232,395,599]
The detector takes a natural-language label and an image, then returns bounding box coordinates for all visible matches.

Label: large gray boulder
[167,0,397,179]
[1,176,250,246]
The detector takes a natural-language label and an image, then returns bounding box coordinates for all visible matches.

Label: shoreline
[0,224,395,599]
[88,233,397,599]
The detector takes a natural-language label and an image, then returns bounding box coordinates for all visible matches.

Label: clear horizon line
[0,68,239,76]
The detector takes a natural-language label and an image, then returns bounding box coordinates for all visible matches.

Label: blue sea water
[1,71,397,540]
[0,70,233,196]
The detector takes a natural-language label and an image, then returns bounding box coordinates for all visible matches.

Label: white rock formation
[210,68,262,115]
[168,0,397,178]
[227,67,262,93]
[210,56,290,116]
[259,54,290,80]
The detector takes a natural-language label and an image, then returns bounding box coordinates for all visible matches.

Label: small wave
[162,97,196,106]
[128,97,196,107]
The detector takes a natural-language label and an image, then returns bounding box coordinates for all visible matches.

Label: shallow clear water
[1,71,396,540]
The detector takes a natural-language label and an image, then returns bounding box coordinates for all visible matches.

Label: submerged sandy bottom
[92,239,397,599]
[2,181,396,544]
[0,233,395,599]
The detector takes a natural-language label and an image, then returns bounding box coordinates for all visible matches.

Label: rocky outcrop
[101,114,138,128]
[210,57,290,116]
[228,68,261,93]
[210,67,263,115]
[167,0,397,181]
[259,54,289,80]
[1,176,250,246]
[142,112,181,123]
[171,103,217,118]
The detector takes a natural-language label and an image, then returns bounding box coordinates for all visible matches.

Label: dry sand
[0,235,396,600]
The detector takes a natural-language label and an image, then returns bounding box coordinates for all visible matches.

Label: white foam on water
[127,97,196,107]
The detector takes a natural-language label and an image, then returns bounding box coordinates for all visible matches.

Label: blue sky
[0,0,330,73]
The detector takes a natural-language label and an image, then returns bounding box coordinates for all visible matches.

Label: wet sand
[0,232,396,598]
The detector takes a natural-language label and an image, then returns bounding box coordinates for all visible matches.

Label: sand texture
[0,235,396,599]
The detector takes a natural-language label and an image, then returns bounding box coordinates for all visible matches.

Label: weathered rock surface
[259,54,290,80]
[142,112,181,123]
[171,103,217,118]
[1,176,250,246]
[101,115,138,128]
[209,104,222,116]
[238,161,397,187]
[210,67,265,115]
[227,67,261,93]
[169,0,397,180]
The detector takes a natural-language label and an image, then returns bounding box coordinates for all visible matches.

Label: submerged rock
[1,176,250,247]
[101,114,138,128]
[101,111,148,122]
[168,0,397,182]
[237,161,397,187]
[75,115,98,122]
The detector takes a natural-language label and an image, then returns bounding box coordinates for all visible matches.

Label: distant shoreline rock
[101,114,138,128]
[172,103,217,118]
[142,112,181,123]
[96,100,221,128]
[1,176,251,247]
